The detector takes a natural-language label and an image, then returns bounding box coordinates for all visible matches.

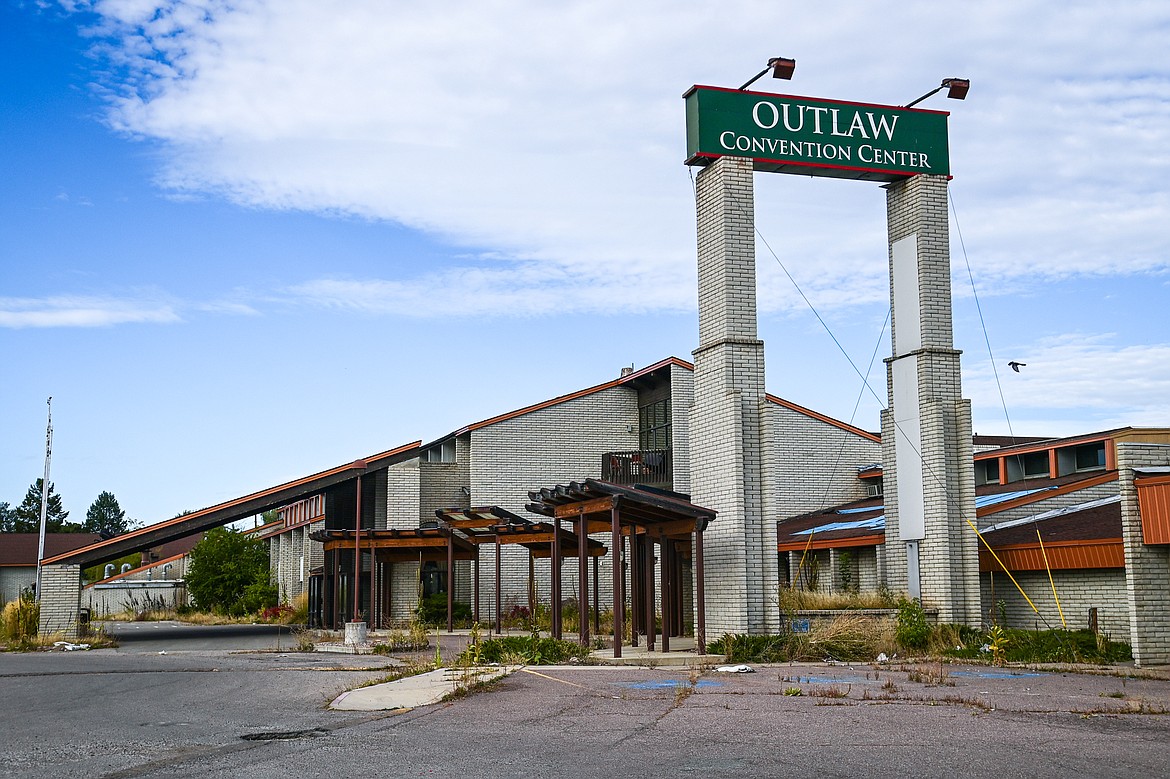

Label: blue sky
[3,1,1168,526]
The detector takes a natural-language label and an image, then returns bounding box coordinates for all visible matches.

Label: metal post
[353,474,362,622]
[629,534,640,647]
[552,517,562,640]
[473,556,480,625]
[34,397,52,604]
[578,507,588,646]
[446,531,454,633]
[645,534,655,652]
[494,531,502,635]
[611,505,623,658]
[661,534,670,652]
[593,555,600,637]
[370,551,378,629]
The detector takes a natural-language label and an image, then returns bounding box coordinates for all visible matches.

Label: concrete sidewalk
[329,665,517,711]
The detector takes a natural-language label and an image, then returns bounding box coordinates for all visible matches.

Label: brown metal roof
[42,441,421,569]
[0,533,102,567]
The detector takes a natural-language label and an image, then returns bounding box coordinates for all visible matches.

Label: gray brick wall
[1,567,35,604]
[469,385,638,622]
[982,569,1128,638]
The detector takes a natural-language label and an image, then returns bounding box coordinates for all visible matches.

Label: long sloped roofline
[42,441,421,568]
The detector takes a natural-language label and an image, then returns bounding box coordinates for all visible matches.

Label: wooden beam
[553,495,616,519]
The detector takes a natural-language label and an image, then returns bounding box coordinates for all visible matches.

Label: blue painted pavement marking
[615,680,724,690]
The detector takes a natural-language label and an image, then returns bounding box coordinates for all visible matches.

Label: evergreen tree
[84,491,134,539]
[0,502,15,532]
[12,479,79,533]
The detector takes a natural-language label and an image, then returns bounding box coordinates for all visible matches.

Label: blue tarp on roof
[791,487,1054,537]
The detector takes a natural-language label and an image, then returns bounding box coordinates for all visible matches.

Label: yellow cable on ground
[963,516,1041,615]
[1036,527,1067,628]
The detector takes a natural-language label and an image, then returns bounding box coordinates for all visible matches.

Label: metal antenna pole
[35,397,53,603]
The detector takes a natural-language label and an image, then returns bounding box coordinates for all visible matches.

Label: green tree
[12,479,79,533]
[84,491,135,538]
[186,527,276,615]
[0,502,15,533]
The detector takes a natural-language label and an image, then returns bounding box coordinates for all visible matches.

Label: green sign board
[684,85,950,181]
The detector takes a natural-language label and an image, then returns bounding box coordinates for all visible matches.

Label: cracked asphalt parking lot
[3,648,1170,778]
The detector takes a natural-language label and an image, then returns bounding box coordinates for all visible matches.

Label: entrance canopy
[526,479,716,656]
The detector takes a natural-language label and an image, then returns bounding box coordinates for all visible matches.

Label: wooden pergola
[434,506,606,635]
[526,479,716,657]
[310,526,479,628]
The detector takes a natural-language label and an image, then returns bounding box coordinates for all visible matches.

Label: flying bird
[1008,361,1026,373]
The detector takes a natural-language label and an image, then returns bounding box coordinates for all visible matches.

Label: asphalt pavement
[3,627,1170,778]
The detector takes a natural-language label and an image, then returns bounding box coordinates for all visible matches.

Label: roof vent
[620,364,634,377]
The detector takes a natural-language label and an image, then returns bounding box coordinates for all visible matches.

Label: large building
[262,356,880,634]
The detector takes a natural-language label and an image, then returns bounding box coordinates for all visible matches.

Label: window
[639,398,671,450]
[974,459,1000,486]
[1021,451,1049,478]
[1074,442,1106,471]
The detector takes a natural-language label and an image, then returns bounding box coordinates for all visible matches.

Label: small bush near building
[946,627,1131,665]
[895,598,931,651]
[460,633,590,665]
[415,593,473,626]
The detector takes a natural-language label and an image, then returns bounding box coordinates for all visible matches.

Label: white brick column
[38,563,82,638]
[1119,442,1170,666]
[881,174,980,625]
[690,156,771,635]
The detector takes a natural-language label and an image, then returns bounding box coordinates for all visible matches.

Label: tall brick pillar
[880,174,980,625]
[38,563,83,638]
[690,156,775,635]
[1118,441,1170,666]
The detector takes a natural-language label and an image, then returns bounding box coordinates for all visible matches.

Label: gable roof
[0,533,103,567]
[422,356,880,449]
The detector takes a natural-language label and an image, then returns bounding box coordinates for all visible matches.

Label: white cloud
[69,0,1170,316]
[0,294,181,328]
[964,334,1170,435]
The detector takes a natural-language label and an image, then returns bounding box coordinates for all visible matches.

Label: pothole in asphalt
[240,727,329,741]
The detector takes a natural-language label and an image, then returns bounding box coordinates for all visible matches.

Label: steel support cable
[687,166,1050,625]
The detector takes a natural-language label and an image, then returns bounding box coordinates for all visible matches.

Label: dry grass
[103,608,256,625]
[778,587,899,612]
[797,613,898,662]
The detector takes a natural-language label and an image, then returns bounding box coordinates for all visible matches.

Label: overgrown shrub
[186,527,276,615]
[945,627,1130,664]
[895,598,930,651]
[461,633,589,665]
[415,593,472,626]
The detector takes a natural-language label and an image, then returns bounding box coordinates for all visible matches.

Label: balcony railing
[602,449,672,488]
